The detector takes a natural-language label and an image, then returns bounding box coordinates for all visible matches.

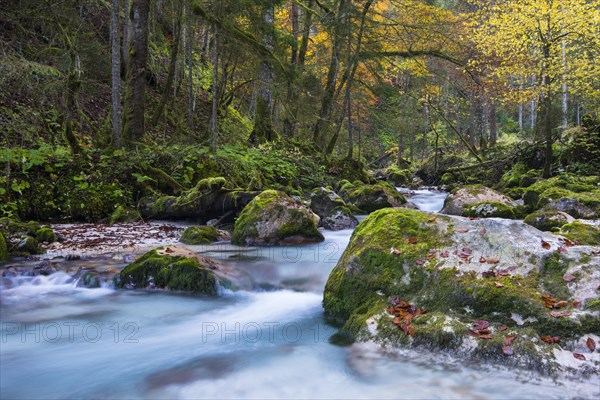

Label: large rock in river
[323,208,599,375]
[339,181,406,213]
[310,187,358,231]
[441,185,516,216]
[232,190,324,246]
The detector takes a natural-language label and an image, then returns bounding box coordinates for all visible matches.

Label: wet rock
[180,226,219,245]
[310,187,358,231]
[339,181,406,213]
[543,198,596,219]
[321,208,359,231]
[441,185,516,216]
[323,208,599,376]
[17,236,39,254]
[33,260,60,276]
[232,190,324,246]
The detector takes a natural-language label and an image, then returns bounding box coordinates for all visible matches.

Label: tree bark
[122,0,150,147]
[209,22,219,152]
[489,100,497,146]
[111,0,122,148]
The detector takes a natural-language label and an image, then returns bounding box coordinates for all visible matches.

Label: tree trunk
[122,0,150,147]
[111,0,122,148]
[209,22,219,152]
[186,3,194,132]
[249,0,276,145]
[283,2,300,138]
[468,94,476,148]
[312,0,348,149]
[151,0,183,125]
[489,100,497,146]
[122,0,131,76]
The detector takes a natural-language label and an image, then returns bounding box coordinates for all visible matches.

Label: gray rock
[543,198,596,219]
[441,185,516,215]
[321,209,359,231]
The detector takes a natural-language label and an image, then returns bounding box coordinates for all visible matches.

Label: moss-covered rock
[35,227,56,243]
[323,208,599,375]
[180,226,219,244]
[558,222,600,246]
[117,247,219,293]
[310,187,358,231]
[523,174,600,217]
[16,236,39,254]
[441,185,516,216]
[523,210,574,231]
[385,165,412,186]
[463,202,517,219]
[109,206,141,224]
[339,181,406,213]
[0,233,7,262]
[232,190,324,245]
[321,206,358,231]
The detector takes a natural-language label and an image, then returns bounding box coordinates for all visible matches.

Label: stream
[1,189,597,399]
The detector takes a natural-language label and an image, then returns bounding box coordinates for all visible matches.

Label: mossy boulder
[116,247,220,293]
[463,202,517,219]
[35,227,56,243]
[385,165,412,186]
[0,233,7,262]
[323,209,599,374]
[16,236,39,254]
[558,222,600,246]
[180,226,219,244]
[441,185,516,216]
[232,190,324,246]
[523,174,600,217]
[339,181,406,213]
[523,210,574,231]
[310,187,358,231]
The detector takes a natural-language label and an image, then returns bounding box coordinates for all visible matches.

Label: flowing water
[1,191,598,399]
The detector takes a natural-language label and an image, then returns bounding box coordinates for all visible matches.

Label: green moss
[150,195,177,214]
[585,299,600,312]
[17,236,39,254]
[195,177,228,191]
[109,206,140,224]
[411,312,466,350]
[463,202,516,219]
[523,210,571,231]
[339,181,406,213]
[0,233,6,262]
[35,227,56,243]
[523,174,600,213]
[117,248,217,293]
[559,222,600,245]
[541,253,571,300]
[385,165,412,186]
[180,226,218,245]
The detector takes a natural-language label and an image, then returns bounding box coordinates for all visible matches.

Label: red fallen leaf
[457,228,470,233]
[427,216,437,223]
[495,281,505,287]
[552,300,569,309]
[542,295,558,309]
[390,247,401,255]
[561,238,575,247]
[408,237,418,244]
[557,246,568,254]
[563,274,576,282]
[498,325,508,331]
[540,336,560,344]
[573,353,586,361]
[165,247,174,253]
[504,335,517,346]
[479,256,487,263]
[572,300,582,308]
[486,258,500,264]
[479,334,494,339]
[416,259,425,265]
[541,240,551,250]
[462,247,473,255]
[587,337,596,352]
[550,311,572,318]
[440,251,450,258]
[468,216,477,220]
[392,317,402,325]
[479,228,487,236]
[482,270,495,278]
[502,345,514,356]
[473,320,490,330]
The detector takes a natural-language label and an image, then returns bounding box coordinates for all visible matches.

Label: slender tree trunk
[122,0,131,75]
[249,0,276,145]
[186,4,194,131]
[111,0,122,148]
[122,0,150,147]
[283,2,300,138]
[151,0,183,125]
[469,94,476,148]
[518,81,523,130]
[489,100,497,146]
[312,0,348,149]
[209,22,219,152]
[541,45,553,179]
[561,38,568,129]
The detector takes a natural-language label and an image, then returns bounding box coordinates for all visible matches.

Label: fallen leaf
[504,335,517,346]
[541,240,551,250]
[542,295,558,309]
[456,228,469,233]
[415,259,425,265]
[557,246,568,254]
[390,247,401,255]
[502,345,514,356]
[563,274,576,282]
[550,311,571,318]
[473,320,490,331]
[540,336,560,344]
[427,216,437,223]
[572,300,582,308]
[468,216,477,220]
[573,353,586,361]
[482,270,495,278]
[462,247,473,255]
[587,337,596,352]
[479,334,494,339]
[495,281,505,287]
[552,300,569,309]
[561,238,575,247]
[408,237,418,244]
[479,228,487,236]
[440,250,449,258]
[486,258,500,264]
[498,325,508,331]
[479,256,487,263]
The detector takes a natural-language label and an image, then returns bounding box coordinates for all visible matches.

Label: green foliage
[0,233,7,262]
[35,227,56,243]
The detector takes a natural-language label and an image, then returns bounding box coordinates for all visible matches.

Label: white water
[398,187,449,213]
[1,191,598,399]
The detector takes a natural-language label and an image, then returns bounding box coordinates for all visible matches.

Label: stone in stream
[441,185,517,217]
[524,210,575,231]
[310,187,358,231]
[323,208,599,376]
[232,190,324,246]
[338,181,406,213]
